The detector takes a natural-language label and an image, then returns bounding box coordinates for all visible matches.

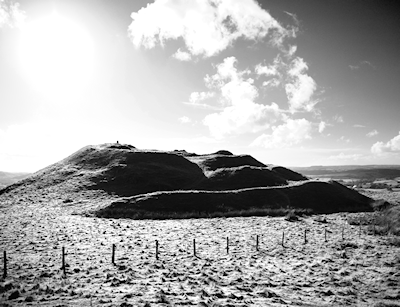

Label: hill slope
[0,143,375,217]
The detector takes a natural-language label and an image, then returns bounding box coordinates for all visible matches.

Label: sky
[1,0,400,172]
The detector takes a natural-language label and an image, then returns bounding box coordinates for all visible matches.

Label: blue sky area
[1,0,399,172]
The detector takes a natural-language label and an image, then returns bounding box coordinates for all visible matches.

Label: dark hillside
[0,143,375,218]
[188,154,266,172]
[96,181,373,218]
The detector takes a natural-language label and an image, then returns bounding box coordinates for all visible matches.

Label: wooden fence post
[304,229,307,244]
[193,239,196,257]
[156,240,159,260]
[3,251,6,278]
[226,237,229,254]
[112,244,116,265]
[281,231,285,247]
[324,227,327,242]
[256,235,259,251]
[62,247,66,276]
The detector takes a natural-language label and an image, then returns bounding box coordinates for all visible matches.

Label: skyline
[1,0,400,172]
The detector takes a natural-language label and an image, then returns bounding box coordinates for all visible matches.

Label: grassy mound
[1,143,306,199]
[0,143,375,218]
[95,180,374,219]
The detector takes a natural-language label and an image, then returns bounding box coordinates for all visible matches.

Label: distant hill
[0,143,375,218]
[292,165,400,181]
[0,171,31,189]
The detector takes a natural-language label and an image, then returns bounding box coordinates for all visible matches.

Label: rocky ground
[1,195,399,306]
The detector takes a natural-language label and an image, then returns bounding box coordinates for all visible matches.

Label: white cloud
[184,91,218,109]
[0,0,24,28]
[328,152,362,161]
[128,0,293,58]
[178,116,192,124]
[366,129,378,137]
[255,55,282,87]
[189,91,215,103]
[333,115,344,123]
[349,60,376,71]
[371,131,400,154]
[202,57,286,138]
[173,48,192,61]
[204,101,284,139]
[255,62,279,76]
[338,136,350,143]
[251,118,312,149]
[318,121,326,133]
[285,57,317,112]
[353,124,366,128]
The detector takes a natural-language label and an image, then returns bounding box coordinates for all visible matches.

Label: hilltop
[0,143,375,218]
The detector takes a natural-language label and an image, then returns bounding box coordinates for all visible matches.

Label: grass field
[0,198,399,306]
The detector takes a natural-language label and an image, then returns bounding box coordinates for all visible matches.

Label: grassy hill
[0,143,376,218]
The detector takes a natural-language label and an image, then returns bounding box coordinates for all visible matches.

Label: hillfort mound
[0,143,375,218]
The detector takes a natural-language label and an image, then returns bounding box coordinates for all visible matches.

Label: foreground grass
[347,205,400,238]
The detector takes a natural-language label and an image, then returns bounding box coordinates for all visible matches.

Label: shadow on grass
[93,207,313,220]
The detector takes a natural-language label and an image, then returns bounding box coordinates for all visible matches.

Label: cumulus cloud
[0,0,24,28]
[371,132,400,154]
[128,0,293,58]
[285,57,317,112]
[251,118,312,148]
[318,121,326,133]
[255,55,283,87]
[189,91,215,103]
[366,129,378,137]
[183,91,218,109]
[255,61,279,77]
[202,57,286,138]
[173,48,192,61]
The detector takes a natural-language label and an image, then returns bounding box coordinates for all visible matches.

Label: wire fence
[2,222,377,279]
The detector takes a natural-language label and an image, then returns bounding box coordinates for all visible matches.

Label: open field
[1,201,400,307]
[1,148,399,306]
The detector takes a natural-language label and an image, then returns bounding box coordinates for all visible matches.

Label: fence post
[193,239,196,257]
[3,251,6,278]
[226,237,229,254]
[62,247,66,276]
[112,244,115,265]
[256,235,259,251]
[324,227,327,242]
[342,227,344,241]
[281,231,285,247]
[156,240,159,260]
[304,229,307,244]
